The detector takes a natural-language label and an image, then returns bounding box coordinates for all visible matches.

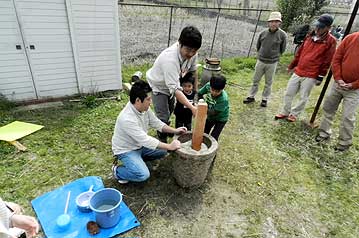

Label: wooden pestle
[192,99,208,151]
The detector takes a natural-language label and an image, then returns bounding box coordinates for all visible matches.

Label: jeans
[114,147,167,182]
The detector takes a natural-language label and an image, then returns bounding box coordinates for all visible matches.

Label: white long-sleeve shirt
[146,42,197,96]
[0,198,11,238]
[112,102,166,155]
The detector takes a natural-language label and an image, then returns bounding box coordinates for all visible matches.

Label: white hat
[268,12,282,22]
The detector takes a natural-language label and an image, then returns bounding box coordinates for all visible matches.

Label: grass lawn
[1,54,358,237]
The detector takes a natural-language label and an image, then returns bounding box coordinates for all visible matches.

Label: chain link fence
[118,2,357,65]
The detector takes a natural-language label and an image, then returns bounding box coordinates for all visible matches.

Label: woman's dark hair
[130,80,152,104]
[178,26,202,49]
[180,72,195,85]
[210,75,226,90]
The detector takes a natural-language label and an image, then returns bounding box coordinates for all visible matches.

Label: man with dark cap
[275,14,337,122]
[146,26,202,142]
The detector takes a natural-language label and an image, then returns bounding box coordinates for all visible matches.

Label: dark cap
[314,14,334,28]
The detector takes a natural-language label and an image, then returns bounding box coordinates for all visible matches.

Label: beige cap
[268,11,282,22]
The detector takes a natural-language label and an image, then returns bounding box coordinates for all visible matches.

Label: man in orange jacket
[275,14,337,122]
[316,32,359,151]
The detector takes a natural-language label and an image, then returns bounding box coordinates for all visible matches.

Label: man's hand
[175,127,187,135]
[336,79,352,90]
[11,214,39,238]
[287,68,294,74]
[336,79,346,87]
[168,139,181,151]
[342,82,353,90]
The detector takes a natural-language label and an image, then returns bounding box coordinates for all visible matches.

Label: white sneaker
[112,165,129,184]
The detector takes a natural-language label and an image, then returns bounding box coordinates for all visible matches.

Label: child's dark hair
[179,26,202,50]
[180,72,195,85]
[210,75,226,90]
[130,80,152,104]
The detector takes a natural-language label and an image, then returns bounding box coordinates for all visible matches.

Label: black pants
[175,118,192,131]
[204,120,227,141]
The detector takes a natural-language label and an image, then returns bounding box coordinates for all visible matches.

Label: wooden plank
[8,141,27,151]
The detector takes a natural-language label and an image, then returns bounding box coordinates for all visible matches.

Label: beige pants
[319,83,359,146]
[281,73,316,117]
[248,60,278,100]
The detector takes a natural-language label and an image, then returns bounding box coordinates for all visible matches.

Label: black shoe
[334,144,350,152]
[260,100,267,107]
[243,97,255,104]
[315,135,329,142]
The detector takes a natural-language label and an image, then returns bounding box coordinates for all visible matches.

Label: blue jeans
[114,147,167,182]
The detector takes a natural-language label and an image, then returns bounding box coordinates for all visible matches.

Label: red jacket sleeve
[288,39,306,70]
[319,38,337,76]
[332,38,346,81]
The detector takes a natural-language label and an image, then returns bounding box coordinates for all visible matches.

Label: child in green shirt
[198,75,229,141]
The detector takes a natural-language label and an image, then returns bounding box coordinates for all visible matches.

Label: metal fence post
[210,8,221,57]
[247,9,262,57]
[167,6,174,47]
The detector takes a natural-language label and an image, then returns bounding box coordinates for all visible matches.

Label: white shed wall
[66,0,122,93]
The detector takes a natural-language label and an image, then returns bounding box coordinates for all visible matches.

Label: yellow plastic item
[0,121,43,142]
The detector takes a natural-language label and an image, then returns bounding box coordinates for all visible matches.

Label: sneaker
[287,115,297,122]
[260,100,267,107]
[243,97,255,104]
[274,113,288,120]
[111,165,129,184]
[334,144,351,152]
[315,134,329,142]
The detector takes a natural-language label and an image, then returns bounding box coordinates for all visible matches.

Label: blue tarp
[31,176,140,238]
